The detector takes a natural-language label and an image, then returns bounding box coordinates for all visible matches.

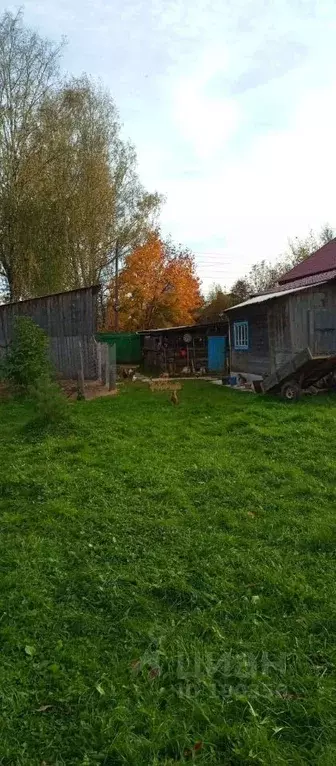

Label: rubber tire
[281,379,301,401]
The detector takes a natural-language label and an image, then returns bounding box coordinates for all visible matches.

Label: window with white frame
[233,321,249,350]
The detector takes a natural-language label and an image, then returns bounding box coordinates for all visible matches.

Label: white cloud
[172,48,239,161]
[159,82,336,288]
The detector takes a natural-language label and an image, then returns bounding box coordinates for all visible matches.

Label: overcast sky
[5,0,336,291]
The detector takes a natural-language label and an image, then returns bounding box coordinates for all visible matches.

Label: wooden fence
[0,285,100,380]
[0,340,117,389]
[49,335,98,379]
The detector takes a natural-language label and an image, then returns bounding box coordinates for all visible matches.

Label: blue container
[228,375,237,386]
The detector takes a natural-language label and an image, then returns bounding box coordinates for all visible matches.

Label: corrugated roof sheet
[137,320,227,335]
[279,238,336,283]
[262,269,336,294]
[226,280,329,311]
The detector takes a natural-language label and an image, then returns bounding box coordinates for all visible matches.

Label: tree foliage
[2,316,50,388]
[108,233,203,330]
[0,10,63,300]
[2,316,67,425]
[230,224,335,303]
[0,11,162,301]
[197,284,233,322]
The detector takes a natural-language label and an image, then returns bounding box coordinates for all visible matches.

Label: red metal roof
[227,271,336,311]
[279,238,336,283]
[268,269,336,293]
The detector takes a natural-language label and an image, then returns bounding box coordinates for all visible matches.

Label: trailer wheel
[281,379,301,401]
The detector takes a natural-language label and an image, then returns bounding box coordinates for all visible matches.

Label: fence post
[109,343,117,391]
[104,343,109,389]
[97,342,102,383]
[78,338,85,399]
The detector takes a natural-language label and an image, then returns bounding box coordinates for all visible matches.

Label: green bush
[3,316,51,389]
[29,375,68,426]
[3,316,69,428]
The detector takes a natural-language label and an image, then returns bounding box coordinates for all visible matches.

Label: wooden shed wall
[230,306,270,376]
[268,298,292,371]
[231,281,336,378]
[0,286,99,379]
[287,283,336,356]
[141,322,228,375]
[269,282,336,367]
[0,287,97,343]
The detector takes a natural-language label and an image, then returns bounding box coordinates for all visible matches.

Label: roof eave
[226,279,331,312]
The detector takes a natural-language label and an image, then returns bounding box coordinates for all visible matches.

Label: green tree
[0,10,63,300]
[230,278,251,304]
[319,224,335,245]
[36,79,162,292]
[198,283,233,321]
[0,12,162,301]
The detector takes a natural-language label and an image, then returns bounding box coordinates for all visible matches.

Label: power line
[192,251,231,255]
[194,262,234,266]
[197,268,236,271]
[194,258,238,263]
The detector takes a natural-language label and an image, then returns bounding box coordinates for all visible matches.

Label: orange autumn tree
[108,234,203,330]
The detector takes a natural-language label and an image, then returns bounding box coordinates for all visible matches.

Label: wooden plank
[66,336,71,377]
[109,343,117,391]
[307,310,314,351]
[262,371,279,392]
[262,348,312,392]
[77,339,85,398]
[104,344,109,388]
[97,342,102,382]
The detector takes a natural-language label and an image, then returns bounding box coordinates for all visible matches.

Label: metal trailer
[256,347,336,400]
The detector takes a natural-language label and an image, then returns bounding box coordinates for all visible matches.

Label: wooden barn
[139,321,228,376]
[227,239,336,385]
[0,285,100,379]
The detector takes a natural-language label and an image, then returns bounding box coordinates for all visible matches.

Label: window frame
[233,320,249,350]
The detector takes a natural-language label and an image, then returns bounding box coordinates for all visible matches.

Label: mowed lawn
[0,383,336,765]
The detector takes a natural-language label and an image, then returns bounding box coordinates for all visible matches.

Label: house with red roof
[226,239,336,388]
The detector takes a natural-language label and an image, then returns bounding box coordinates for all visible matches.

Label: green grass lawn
[0,382,336,765]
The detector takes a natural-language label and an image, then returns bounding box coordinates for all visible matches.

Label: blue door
[208,336,226,372]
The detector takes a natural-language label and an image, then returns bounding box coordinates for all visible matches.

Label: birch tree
[0,10,63,299]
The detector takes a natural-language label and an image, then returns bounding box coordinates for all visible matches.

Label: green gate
[95,332,141,365]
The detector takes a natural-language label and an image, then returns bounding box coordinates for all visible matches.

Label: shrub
[3,316,69,428]
[3,316,51,389]
[29,375,68,427]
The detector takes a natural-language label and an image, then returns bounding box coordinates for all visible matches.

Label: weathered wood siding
[140,322,228,375]
[0,286,99,379]
[48,335,98,379]
[287,283,336,355]
[230,306,269,376]
[268,298,292,371]
[230,281,336,378]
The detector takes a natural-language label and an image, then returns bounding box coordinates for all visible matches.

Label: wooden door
[309,309,336,355]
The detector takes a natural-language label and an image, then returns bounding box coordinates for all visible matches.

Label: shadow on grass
[21,411,76,442]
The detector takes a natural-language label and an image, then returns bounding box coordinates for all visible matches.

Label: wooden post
[109,343,117,391]
[97,342,102,383]
[105,343,110,389]
[77,338,85,400]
